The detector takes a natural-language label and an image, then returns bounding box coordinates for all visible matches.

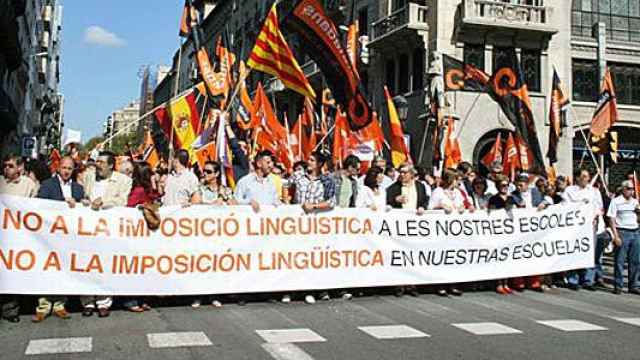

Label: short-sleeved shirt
[162,169,199,206]
[235,173,280,206]
[197,184,234,204]
[607,195,639,230]
[428,187,465,210]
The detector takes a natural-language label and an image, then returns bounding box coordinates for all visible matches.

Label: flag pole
[312,124,336,152]
[569,104,609,191]
[168,37,184,171]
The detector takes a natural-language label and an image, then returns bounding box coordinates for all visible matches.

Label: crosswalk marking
[536,320,607,332]
[262,343,316,360]
[452,322,523,335]
[147,331,213,348]
[358,325,430,339]
[612,317,640,327]
[256,329,327,343]
[25,337,92,355]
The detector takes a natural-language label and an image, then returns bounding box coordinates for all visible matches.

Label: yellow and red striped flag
[247,4,316,99]
[385,86,410,167]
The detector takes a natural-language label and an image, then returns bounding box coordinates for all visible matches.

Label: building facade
[0,0,64,157]
[103,100,141,147]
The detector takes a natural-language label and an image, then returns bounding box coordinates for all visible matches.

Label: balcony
[461,0,557,34]
[369,3,429,50]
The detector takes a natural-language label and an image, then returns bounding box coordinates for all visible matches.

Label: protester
[470,176,491,210]
[191,161,236,206]
[32,156,84,322]
[386,163,429,297]
[235,150,280,212]
[561,168,604,291]
[485,161,504,195]
[607,180,640,295]
[80,150,132,317]
[226,119,250,181]
[428,169,466,296]
[118,158,134,178]
[487,174,517,294]
[357,166,387,211]
[335,155,361,208]
[359,156,393,190]
[0,154,39,323]
[288,151,335,213]
[25,157,52,185]
[162,149,199,207]
[122,161,159,313]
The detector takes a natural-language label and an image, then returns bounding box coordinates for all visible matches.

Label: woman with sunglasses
[488,174,518,294]
[191,161,236,206]
[190,161,236,309]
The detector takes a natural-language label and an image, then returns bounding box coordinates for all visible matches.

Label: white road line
[147,331,213,348]
[25,337,92,355]
[613,317,640,327]
[358,325,430,339]
[256,329,327,344]
[452,322,523,335]
[262,343,315,360]
[536,320,607,332]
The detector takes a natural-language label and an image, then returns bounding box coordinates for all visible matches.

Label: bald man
[33,156,85,322]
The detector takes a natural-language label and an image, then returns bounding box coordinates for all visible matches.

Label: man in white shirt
[162,149,199,207]
[562,168,605,291]
[607,180,640,295]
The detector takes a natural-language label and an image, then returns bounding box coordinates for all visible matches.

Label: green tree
[82,136,105,152]
[108,132,140,155]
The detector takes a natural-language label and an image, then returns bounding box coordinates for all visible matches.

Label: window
[412,48,424,91]
[464,43,485,71]
[392,0,406,12]
[572,0,640,42]
[609,62,640,105]
[358,7,368,35]
[386,59,396,94]
[572,59,599,102]
[521,49,541,92]
[492,46,513,73]
[398,54,409,94]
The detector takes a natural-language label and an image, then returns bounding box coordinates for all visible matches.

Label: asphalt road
[1,283,639,360]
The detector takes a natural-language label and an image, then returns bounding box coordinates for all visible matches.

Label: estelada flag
[443,116,462,169]
[285,0,372,130]
[385,86,411,167]
[48,148,61,174]
[442,54,490,92]
[481,132,502,170]
[547,69,570,164]
[503,132,520,181]
[590,68,619,138]
[488,48,545,175]
[248,4,315,99]
[154,91,201,159]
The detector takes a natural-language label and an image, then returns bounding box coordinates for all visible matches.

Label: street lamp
[393,95,409,122]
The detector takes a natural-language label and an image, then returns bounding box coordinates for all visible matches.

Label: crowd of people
[1,141,639,324]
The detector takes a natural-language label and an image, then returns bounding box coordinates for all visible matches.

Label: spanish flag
[385,86,410,167]
[247,4,316,99]
[154,91,201,159]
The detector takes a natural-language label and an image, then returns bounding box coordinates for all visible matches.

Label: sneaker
[341,292,353,301]
[211,300,222,308]
[304,295,316,304]
[320,292,330,301]
[281,295,291,304]
[191,299,201,308]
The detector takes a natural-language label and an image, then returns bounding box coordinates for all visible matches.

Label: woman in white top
[356,167,387,211]
[428,169,466,297]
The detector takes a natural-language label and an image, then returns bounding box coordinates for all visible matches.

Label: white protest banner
[0,195,595,296]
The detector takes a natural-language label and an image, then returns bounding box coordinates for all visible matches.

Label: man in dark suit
[32,156,84,323]
[386,163,429,213]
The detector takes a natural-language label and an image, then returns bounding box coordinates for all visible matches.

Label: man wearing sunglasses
[0,154,39,323]
[607,180,640,295]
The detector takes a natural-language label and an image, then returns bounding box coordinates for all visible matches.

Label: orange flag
[48,149,61,174]
[443,116,462,169]
[290,114,304,161]
[194,141,217,171]
[333,109,349,166]
[503,132,520,180]
[301,98,317,160]
[385,86,410,167]
[515,135,534,172]
[140,131,159,169]
[481,132,502,169]
[355,111,384,152]
[247,4,316,99]
[590,68,618,138]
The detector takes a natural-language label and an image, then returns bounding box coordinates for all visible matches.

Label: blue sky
[60,1,183,141]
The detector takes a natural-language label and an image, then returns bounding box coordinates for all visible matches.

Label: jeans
[614,228,640,290]
[568,230,600,286]
[584,231,611,286]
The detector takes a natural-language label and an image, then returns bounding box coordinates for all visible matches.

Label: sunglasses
[498,183,509,188]
[204,169,216,175]
[2,164,15,168]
